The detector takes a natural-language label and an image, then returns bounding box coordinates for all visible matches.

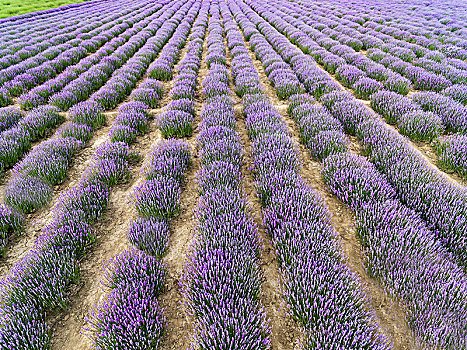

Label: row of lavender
[85,137,190,349]
[84,1,209,347]
[249,0,467,139]
[242,0,467,265]
[250,0,467,182]
[0,0,173,178]
[236,1,467,348]
[0,0,126,66]
[0,1,197,348]
[224,1,393,348]
[288,0,467,82]
[0,0,159,107]
[0,0,189,255]
[181,4,271,347]
[152,0,208,139]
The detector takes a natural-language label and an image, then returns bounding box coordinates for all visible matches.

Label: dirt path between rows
[230,23,301,349]
[240,22,417,350]
[158,20,207,350]
[0,110,114,277]
[51,98,162,349]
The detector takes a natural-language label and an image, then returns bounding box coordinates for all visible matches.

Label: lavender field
[0,0,466,349]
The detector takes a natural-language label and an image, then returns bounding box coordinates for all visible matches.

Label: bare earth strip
[230,28,301,349]
[51,96,162,349]
[0,110,115,277]
[241,30,418,350]
[158,27,207,350]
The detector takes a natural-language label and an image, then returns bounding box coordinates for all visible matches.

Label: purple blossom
[433,134,467,179]
[398,110,444,142]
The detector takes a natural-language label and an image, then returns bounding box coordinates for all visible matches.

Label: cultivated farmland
[0,0,466,349]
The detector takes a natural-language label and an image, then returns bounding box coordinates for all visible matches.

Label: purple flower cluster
[321,152,467,349]
[413,57,467,85]
[335,64,366,87]
[322,153,397,210]
[398,110,444,142]
[233,2,467,344]
[127,217,170,258]
[228,20,263,98]
[182,8,271,347]
[133,175,181,218]
[14,137,82,183]
[205,10,226,68]
[18,105,64,141]
[289,95,348,159]
[0,204,23,255]
[356,200,467,349]
[433,134,467,179]
[246,0,459,105]
[68,100,105,129]
[412,91,467,133]
[110,101,151,144]
[366,49,453,92]
[404,66,452,91]
[4,137,81,214]
[443,84,467,105]
[0,88,11,107]
[0,126,31,173]
[82,141,131,187]
[0,105,64,174]
[85,249,167,350]
[56,122,94,143]
[130,79,163,108]
[370,90,418,125]
[0,106,24,132]
[157,109,193,139]
[352,77,383,99]
[321,91,376,135]
[225,2,390,348]
[0,10,183,243]
[156,3,209,140]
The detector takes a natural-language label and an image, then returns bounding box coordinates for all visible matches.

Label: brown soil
[305,34,467,190]
[0,110,115,277]
[411,138,466,186]
[51,103,162,349]
[241,27,417,350]
[53,15,203,347]
[233,34,300,349]
[158,24,207,350]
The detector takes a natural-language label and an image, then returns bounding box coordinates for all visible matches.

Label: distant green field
[0,0,89,19]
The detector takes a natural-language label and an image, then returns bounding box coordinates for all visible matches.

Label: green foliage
[0,0,90,19]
